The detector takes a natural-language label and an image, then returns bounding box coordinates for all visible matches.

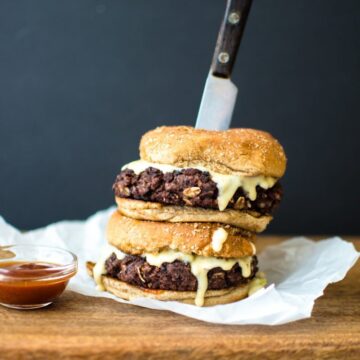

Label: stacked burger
[88,126,287,306]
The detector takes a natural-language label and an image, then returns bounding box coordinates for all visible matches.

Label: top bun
[140,126,287,178]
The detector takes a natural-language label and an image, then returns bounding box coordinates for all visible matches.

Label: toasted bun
[107,211,256,258]
[87,262,249,306]
[116,197,271,233]
[140,126,287,177]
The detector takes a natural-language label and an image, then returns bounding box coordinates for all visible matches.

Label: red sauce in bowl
[0,261,76,309]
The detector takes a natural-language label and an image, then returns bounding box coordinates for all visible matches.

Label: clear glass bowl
[0,244,77,310]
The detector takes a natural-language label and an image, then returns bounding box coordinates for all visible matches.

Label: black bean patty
[105,253,258,291]
[113,167,282,215]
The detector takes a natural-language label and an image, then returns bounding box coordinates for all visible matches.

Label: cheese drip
[93,244,126,291]
[93,245,254,306]
[211,228,228,252]
[145,250,253,307]
[122,160,276,211]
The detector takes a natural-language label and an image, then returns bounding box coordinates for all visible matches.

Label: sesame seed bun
[107,211,256,258]
[140,126,287,177]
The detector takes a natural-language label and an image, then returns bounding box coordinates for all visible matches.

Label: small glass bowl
[0,244,77,310]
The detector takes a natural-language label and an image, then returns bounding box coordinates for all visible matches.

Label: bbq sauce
[0,261,76,307]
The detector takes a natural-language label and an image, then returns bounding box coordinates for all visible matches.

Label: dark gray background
[0,0,359,234]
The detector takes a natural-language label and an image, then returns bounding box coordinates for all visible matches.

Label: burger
[87,126,286,306]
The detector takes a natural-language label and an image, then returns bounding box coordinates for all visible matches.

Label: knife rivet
[228,12,240,24]
[218,52,230,64]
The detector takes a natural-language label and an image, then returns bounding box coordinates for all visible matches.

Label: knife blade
[196,72,238,131]
[196,0,253,130]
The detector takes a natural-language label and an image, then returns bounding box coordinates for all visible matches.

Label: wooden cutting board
[0,236,359,359]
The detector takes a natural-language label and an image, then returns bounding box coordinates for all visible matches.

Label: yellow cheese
[93,244,126,291]
[250,241,257,255]
[211,228,228,252]
[144,249,253,307]
[190,255,252,306]
[123,160,276,211]
[145,251,194,267]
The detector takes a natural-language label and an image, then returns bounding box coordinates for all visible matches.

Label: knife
[195,0,253,130]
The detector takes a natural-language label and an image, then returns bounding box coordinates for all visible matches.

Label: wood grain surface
[0,236,359,360]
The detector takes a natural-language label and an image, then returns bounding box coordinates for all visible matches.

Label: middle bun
[107,211,256,258]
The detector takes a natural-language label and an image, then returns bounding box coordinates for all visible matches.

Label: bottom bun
[87,262,249,306]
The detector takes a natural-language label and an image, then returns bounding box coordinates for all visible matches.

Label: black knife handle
[211,0,253,79]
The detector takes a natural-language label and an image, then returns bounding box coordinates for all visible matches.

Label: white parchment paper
[0,208,358,325]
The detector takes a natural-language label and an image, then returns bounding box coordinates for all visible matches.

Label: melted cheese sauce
[189,255,252,306]
[145,251,193,267]
[211,228,228,252]
[93,244,126,291]
[93,245,255,307]
[123,160,276,211]
[146,250,253,306]
[250,241,257,255]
